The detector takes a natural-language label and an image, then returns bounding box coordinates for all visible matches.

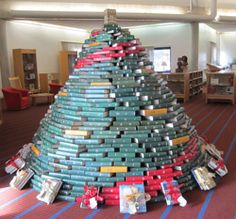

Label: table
[30,93,54,105]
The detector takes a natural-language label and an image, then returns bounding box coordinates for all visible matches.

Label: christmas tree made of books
[27,23,208,204]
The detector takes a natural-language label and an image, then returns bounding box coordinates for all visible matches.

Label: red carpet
[0,95,235,219]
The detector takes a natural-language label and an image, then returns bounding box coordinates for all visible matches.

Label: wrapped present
[5,155,25,174]
[37,178,63,204]
[79,186,104,209]
[192,167,216,190]
[18,143,33,160]
[119,184,150,214]
[161,180,187,207]
[10,168,34,190]
[205,144,223,160]
[208,158,228,177]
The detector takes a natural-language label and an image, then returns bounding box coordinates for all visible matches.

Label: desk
[30,93,53,105]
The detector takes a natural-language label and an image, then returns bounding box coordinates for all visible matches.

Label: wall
[219,32,236,67]
[198,23,217,70]
[5,21,89,77]
[0,20,10,97]
[130,23,193,72]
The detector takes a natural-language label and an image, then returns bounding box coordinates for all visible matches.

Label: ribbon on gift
[165,183,181,195]
[81,186,104,209]
[5,155,20,169]
[214,159,225,172]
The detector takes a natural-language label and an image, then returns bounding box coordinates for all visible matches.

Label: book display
[160,71,203,102]
[205,71,236,104]
[59,51,77,84]
[13,49,39,92]
[5,23,225,212]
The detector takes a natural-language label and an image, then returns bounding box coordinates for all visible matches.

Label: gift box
[119,184,150,214]
[18,143,33,160]
[79,186,104,209]
[37,178,63,204]
[161,180,187,207]
[205,143,223,160]
[208,158,228,177]
[191,167,216,190]
[10,168,34,190]
[5,155,25,174]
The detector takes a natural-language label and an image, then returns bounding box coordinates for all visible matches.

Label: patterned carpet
[0,95,235,219]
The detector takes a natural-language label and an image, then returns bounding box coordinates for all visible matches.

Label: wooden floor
[0,95,236,219]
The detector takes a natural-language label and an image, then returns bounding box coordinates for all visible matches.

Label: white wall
[219,32,236,67]
[6,21,89,75]
[130,23,193,72]
[198,23,217,70]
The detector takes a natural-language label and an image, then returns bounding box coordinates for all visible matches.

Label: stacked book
[27,22,213,203]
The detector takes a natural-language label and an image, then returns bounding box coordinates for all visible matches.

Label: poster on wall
[153,47,171,73]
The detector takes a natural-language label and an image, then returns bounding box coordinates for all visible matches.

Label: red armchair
[49,83,63,95]
[2,87,30,110]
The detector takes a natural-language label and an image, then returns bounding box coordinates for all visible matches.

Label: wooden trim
[59,51,77,84]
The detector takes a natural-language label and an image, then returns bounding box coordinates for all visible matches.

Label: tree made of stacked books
[28,23,207,204]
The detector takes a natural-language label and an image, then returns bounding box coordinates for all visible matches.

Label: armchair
[49,83,63,95]
[2,87,30,110]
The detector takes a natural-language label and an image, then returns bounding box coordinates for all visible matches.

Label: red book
[91,30,102,36]
[93,50,111,55]
[87,54,102,59]
[100,193,119,200]
[113,42,135,47]
[146,178,174,185]
[137,47,145,51]
[93,57,112,62]
[147,168,173,176]
[125,49,139,54]
[125,175,153,182]
[102,187,119,193]
[157,171,182,179]
[107,53,125,58]
[145,184,162,191]
[105,199,120,206]
[116,181,144,186]
[102,46,123,51]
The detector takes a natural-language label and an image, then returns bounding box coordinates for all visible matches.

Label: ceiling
[1,0,236,32]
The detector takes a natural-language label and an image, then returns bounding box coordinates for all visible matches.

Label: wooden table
[30,93,53,105]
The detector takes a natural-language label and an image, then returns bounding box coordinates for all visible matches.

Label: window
[153,47,171,73]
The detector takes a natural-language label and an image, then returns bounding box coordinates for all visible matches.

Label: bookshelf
[13,49,38,92]
[205,71,236,104]
[160,70,203,103]
[59,51,77,84]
